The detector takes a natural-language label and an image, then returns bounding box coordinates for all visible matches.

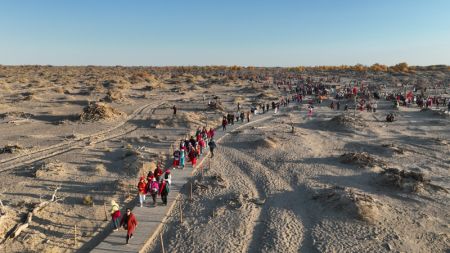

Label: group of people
[138,163,172,207]
[108,95,297,245]
[109,201,137,245]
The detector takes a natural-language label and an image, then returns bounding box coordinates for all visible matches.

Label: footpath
[89,108,285,253]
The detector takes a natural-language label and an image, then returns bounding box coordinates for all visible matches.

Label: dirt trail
[0,101,164,173]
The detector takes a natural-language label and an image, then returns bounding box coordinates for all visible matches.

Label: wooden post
[201,164,204,180]
[179,204,183,223]
[160,233,165,253]
[74,225,77,247]
[103,202,108,221]
[189,182,192,201]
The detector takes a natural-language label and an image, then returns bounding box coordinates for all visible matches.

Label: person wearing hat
[149,177,159,206]
[159,170,171,205]
[120,208,138,245]
[110,200,121,231]
[137,177,147,207]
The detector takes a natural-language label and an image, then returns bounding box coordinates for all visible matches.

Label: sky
[0,0,449,66]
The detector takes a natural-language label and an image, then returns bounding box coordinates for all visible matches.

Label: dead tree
[9,185,62,239]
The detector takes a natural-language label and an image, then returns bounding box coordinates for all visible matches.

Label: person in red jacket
[208,128,215,140]
[154,163,163,181]
[189,147,198,167]
[120,208,138,244]
[137,177,146,207]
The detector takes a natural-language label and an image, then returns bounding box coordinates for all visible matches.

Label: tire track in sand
[220,137,304,253]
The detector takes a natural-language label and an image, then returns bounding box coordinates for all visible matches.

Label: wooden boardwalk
[89,111,279,253]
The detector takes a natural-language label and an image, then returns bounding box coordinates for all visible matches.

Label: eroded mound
[312,186,383,223]
[154,112,212,129]
[34,160,67,178]
[101,89,124,102]
[327,113,368,130]
[80,102,124,121]
[340,152,385,168]
[379,168,447,193]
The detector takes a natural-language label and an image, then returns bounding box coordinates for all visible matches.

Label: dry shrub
[378,168,446,193]
[312,186,382,223]
[92,164,107,174]
[79,102,124,121]
[22,91,39,101]
[0,144,23,154]
[82,195,93,206]
[0,111,34,120]
[101,89,124,102]
[53,86,64,94]
[381,143,405,154]
[34,161,66,178]
[102,77,130,90]
[340,152,385,168]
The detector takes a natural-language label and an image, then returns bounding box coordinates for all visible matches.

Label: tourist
[208,138,217,158]
[208,127,215,140]
[179,144,186,169]
[137,177,146,207]
[120,208,138,245]
[110,200,121,231]
[146,171,154,182]
[222,116,228,131]
[173,149,180,168]
[172,105,177,115]
[149,178,159,206]
[154,164,163,182]
[159,170,171,205]
[189,146,198,167]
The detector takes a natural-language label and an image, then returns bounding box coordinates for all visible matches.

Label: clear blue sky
[1,0,449,66]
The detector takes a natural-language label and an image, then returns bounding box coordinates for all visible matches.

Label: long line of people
[109,98,292,245]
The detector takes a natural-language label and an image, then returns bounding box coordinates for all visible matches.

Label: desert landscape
[0,64,448,252]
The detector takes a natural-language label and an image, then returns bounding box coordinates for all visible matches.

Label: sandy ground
[0,66,449,252]
[147,102,449,253]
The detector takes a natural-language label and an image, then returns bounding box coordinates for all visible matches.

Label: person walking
[137,177,146,207]
[172,149,180,168]
[159,170,171,205]
[179,144,186,169]
[208,138,217,158]
[189,147,198,167]
[172,105,177,116]
[110,200,121,231]
[222,116,228,131]
[154,163,163,182]
[149,178,159,206]
[120,208,138,245]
